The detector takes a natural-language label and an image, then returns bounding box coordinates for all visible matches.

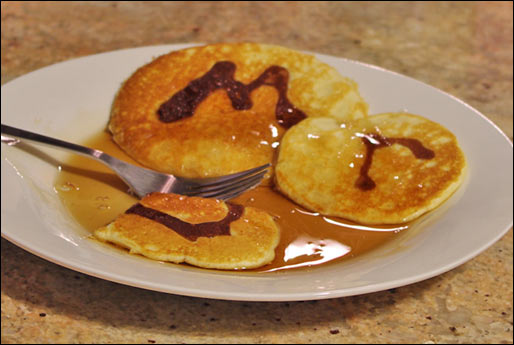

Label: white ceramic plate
[1,44,512,301]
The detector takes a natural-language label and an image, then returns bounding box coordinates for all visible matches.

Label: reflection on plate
[1,44,512,301]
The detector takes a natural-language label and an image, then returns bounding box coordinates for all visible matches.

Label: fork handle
[1,124,105,160]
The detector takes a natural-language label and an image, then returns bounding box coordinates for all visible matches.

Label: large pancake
[109,43,368,178]
[275,113,467,224]
[94,193,280,270]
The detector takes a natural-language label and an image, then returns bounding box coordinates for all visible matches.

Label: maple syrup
[54,131,407,272]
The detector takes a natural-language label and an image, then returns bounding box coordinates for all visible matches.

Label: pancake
[109,43,368,178]
[94,192,280,270]
[275,113,467,224]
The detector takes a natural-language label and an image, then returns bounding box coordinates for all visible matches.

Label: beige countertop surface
[1,1,512,343]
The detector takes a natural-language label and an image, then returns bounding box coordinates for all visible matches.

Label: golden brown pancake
[94,193,280,270]
[275,113,467,224]
[109,43,368,178]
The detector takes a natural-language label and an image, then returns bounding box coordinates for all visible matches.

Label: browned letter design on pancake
[95,193,280,270]
[109,43,368,179]
[275,113,467,224]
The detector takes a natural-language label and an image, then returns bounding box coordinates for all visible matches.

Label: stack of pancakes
[98,43,467,270]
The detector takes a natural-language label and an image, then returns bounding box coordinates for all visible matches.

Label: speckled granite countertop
[1,2,512,344]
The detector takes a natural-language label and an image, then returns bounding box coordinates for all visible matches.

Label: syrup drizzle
[157,61,307,128]
[356,133,435,190]
[125,202,244,241]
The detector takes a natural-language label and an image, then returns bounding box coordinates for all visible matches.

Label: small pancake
[109,43,368,178]
[275,113,467,224]
[94,193,280,270]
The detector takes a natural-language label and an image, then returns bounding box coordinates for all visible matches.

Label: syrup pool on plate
[54,130,408,272]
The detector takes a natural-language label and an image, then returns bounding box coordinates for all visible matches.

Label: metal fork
[1,124,269,200]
